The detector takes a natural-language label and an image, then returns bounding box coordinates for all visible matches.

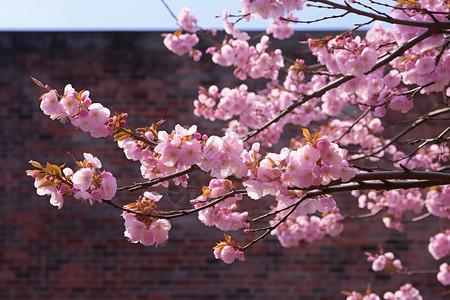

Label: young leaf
[37,180,55,188]
[29,160,43,169]
[302,128,311,141]
[30,76,45,88]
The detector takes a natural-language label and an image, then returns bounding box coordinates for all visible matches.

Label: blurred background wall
[0,31,447,299]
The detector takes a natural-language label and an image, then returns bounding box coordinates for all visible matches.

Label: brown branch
[244,28,437,142]
[350,107,450,161]
[115,125,157,148]
[244,177,449,249]
[338,108,371,141]
[244,180,446,249]
[399,126,450,162]
[246,169,450,236]
[310,0,450,30]
[117,165,201,192]
[104,188,247,220]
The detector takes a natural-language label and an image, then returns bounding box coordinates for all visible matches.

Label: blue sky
[0,0,390,31]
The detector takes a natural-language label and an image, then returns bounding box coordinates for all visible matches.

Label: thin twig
[350,107,450,161]
[310,0,450,29]
[104,189,247,220]
[117,165,201,192]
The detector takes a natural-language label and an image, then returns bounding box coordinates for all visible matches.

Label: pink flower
[214,245,245,264]
[388,95,413,113]
[72,168,93,191]
[266,18,294,40]
[74,190,92,203]
[84,152,102,169]
[160,144,180,167]
[222,9,250,41]
[163,32,199,56]
[428,230,450,260]
[40,90,63,119]
[179,139,201,166]
[60,94,79,117]
[415,56,435,74]
[36,185,64,209]
[437,263,450,286]
[384,70,402,88]
[87,103,110,128]
[150,219,171,245]
[372,255,387,271]
[177,7,197,33]
[100,171,117,200]
[298,198,325,215]
[124,215,148,243]
[203,135,223,160]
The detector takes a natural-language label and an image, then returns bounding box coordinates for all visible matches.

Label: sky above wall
[0,0,392,31]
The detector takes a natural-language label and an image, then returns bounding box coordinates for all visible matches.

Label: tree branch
[350,107,450,161]
[310,0,450,30]
[244,27,437,142]
[117,165,201,192]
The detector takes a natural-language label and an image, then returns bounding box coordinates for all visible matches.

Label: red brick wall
[0,32,447,299]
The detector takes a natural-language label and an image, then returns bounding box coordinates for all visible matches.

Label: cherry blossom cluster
[163,31,200,60]
[116,124,200,187]
[425,185,450,219]
[213,234,245,264]
[365,250,403,273]
[120,124,248,188]
[394,144,450,171]
[162,7,202,60]
[39,84,118,138]
[221,9,250,41]
[306,23,424,117]
[243,132,355,200]
[323,116,390,161]
[191,179,248,231]
[309,34,377,77]
[239,0,306,20]
[27,153,117,209]
[428,230,450,260]
[206,35,284,81]
[194,82,324,146]
[354,188,424,231]
[344,291,380,300]
[383,283,422,300]
[266,12,295,40]
[271,207,344,247]
[345,283,422,300]
[343,283,423,300]
[194,84,254,122]
[177,6,197,33]
[437,263,450,286]
[390,2,449,95]
[122,191,171,246]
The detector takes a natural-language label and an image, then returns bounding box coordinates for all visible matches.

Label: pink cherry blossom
[177,7,197,33]
[72,168,93,191]
[214,245,245,264]
[163,32,199,56]
[150,219,172,245]
[100,171,117,200]
[437,263,450,286]
[428,230,450,260]
[40,90,63,119]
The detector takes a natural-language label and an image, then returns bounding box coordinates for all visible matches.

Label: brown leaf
[37,180,55,188]
[30,76,45,88]
[302,128,311,141]
[29,160,43,169]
